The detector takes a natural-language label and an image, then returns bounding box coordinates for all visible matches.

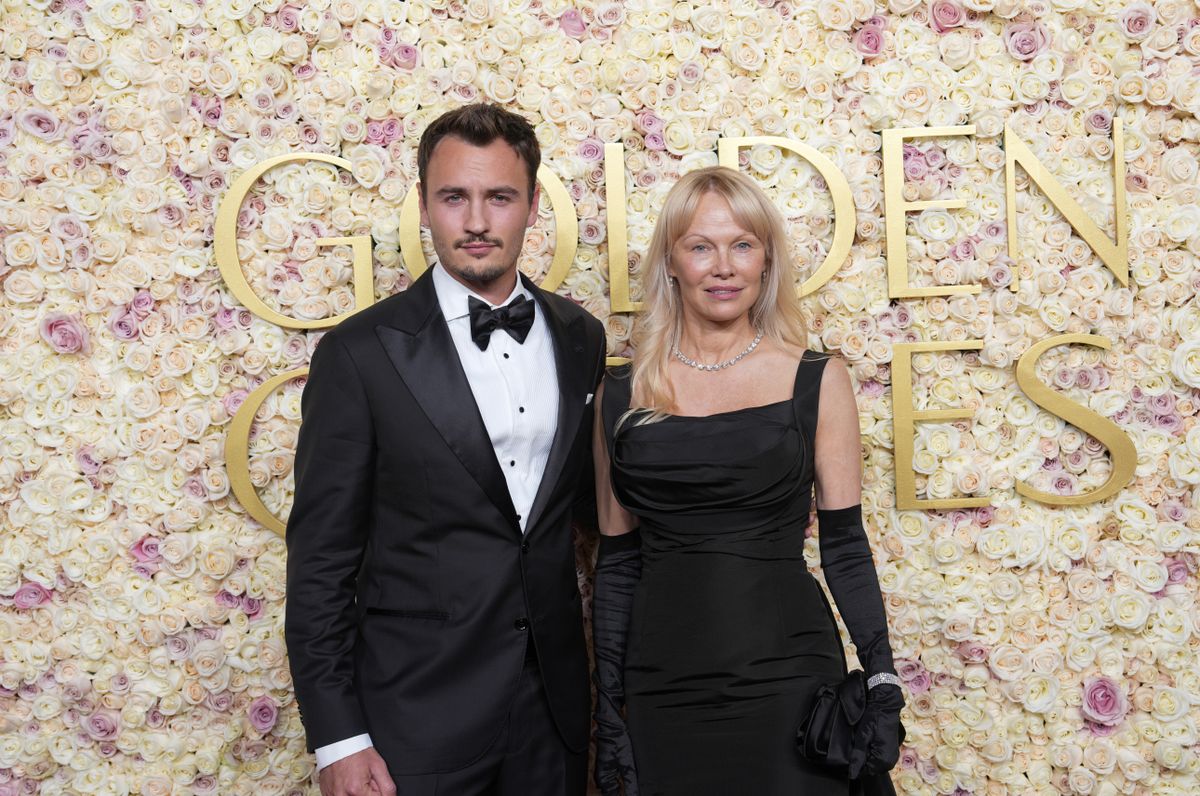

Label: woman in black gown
[591,167,904,795]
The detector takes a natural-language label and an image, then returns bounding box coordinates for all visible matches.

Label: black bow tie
[468,295,536,351]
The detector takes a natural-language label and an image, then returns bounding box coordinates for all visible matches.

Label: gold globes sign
[218,123,1134,532]
[5,1,1200,794]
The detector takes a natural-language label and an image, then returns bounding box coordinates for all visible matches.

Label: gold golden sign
[216,125,1133,533]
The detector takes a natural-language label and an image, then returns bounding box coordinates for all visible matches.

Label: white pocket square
[585,393,594,405]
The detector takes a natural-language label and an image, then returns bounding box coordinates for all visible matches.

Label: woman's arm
[590,379,641,795]
[811,356,904,778]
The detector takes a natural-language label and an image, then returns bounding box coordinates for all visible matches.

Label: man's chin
[443,260,516,286]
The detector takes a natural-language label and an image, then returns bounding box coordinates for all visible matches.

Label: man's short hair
[417,104,541,200]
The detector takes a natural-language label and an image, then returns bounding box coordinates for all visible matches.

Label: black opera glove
[592,530,641,796]
[848,682,905,779]
[817,505,904,776]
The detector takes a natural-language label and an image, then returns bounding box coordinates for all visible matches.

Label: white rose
[1022,673,1059,713]
[1171,339,1200,388]
[1109,592,1150,630]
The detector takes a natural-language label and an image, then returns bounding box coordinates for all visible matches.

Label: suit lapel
[375,274,520,529]
[525,276,590,532]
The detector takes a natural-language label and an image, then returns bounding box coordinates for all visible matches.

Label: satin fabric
[602,356,850,795]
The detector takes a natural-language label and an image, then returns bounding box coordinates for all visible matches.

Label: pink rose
[241,596,264,620]
[40,312,90,354]
[902,145,928,180]
[1164,557,1189,584]
[1085,109,1112,135]
[1004,22,1049,61]
[222,388,249,416]
[559,9,587,38]
[165,635,193,660]
[76,445,101,475]
[955,641,989,663]
[387,44,418,70]
[107,310,139,340]
[577,138,604,162]
[929,0,964,33]
[1119,3,1156,41]
[17,108,61,141]
[636,110,664,134]
[1081,676,1127,726]
[129,536,160,563]
[84,710,120,741]
[216,590,240,608]
[191,775,218,794]
[248,695,279,733]
[852,25,884,56]
[13,582,51,609]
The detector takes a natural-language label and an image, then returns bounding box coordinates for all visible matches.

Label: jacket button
[520,541,530,554]
[514,617,529,631]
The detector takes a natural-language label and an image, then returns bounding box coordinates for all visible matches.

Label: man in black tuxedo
[285,104,605,796]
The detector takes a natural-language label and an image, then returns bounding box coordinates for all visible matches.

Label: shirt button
[509,460,516,467]
[514,617,529,631]
[503,353,510,359]
[518,406,525,413]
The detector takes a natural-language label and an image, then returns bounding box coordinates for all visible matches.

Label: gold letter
[225,368,307,535]
[717,136,855,297]
[1014,334,1136,506]
[1005,119,1127,291]
[215,154,374,329]
[604,143,640,312]
[398,165,579,291]
[882,126,978,298]
[892,340,989,510]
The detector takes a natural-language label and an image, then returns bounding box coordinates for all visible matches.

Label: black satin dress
[602,353,850,795]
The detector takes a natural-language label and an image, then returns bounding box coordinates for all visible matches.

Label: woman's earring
[668,276,677,286]
[761,270,767,282]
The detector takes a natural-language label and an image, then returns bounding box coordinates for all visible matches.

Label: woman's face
[668,191,767,327]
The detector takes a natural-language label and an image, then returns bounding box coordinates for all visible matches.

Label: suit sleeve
[285,330,376,751]
[571,316,607,533]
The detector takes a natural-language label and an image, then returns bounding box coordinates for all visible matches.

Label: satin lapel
[374,276,519,529]
[525,279,589,532]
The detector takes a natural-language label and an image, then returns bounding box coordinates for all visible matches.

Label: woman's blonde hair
[628,166,808,416]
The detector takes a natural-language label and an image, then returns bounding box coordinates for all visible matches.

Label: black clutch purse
[796,670,904,796]
[795,669,867,771]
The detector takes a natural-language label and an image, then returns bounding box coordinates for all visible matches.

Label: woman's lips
[705,286,743,300]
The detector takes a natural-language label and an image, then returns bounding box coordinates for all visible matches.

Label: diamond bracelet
[867,672,902,690]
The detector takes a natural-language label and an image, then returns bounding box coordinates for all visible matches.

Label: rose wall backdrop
[2,0,1200,793]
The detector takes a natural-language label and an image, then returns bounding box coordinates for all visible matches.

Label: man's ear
[417,183,429,227]
[525,182,541,227]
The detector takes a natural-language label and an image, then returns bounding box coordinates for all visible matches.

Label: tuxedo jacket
[284,271,606,774]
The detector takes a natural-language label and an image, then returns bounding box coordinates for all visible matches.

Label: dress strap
[791,350,831,484]
[601,364,633,457]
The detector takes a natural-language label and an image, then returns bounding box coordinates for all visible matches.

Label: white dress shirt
[314,265,560,771]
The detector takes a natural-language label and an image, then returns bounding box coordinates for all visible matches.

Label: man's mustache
[455,236,503,248]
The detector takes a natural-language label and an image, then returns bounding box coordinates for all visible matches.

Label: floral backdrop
[1,0,1199,793]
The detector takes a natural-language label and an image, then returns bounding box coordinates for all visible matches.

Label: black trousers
[392,651,587,796]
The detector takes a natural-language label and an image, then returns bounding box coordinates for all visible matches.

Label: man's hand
[319,747,396,796]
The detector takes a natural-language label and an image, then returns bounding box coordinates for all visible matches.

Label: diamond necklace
[672,330,764,372]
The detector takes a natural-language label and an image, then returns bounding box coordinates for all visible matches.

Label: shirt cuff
[315,734,374,771]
